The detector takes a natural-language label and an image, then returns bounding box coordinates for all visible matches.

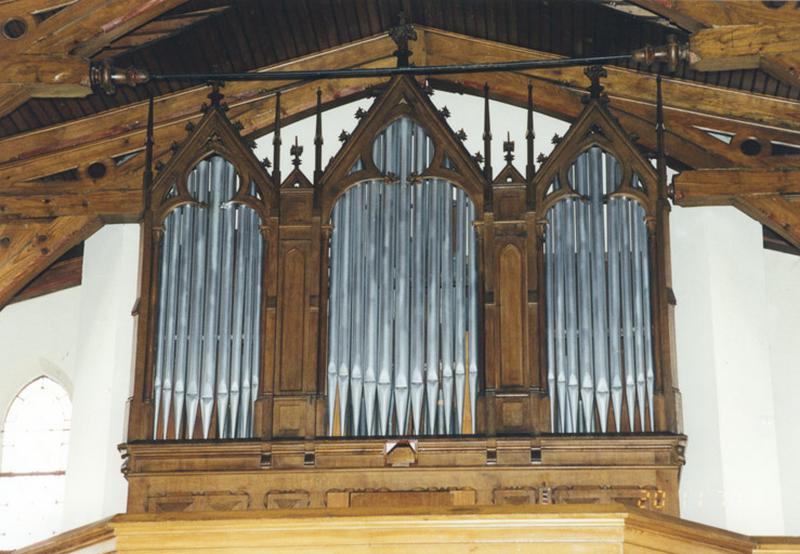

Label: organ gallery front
[121,53,685,516]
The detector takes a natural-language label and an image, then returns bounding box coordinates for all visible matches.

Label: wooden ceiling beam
[421,28,800,133]
[632,2,800,90]
[689,24,800,88]
[0,214,100,308]
[733,195,800,249]
[674,168,800,206]
[2,0,187,56]
[2,26,798,182]
[630,0,800,30]
[0,0,188,118]
[1,54,89,95]
[674,168,800,248]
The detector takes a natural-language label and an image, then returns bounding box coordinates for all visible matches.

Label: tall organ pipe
[338,192,353,435]
[152,214,170,438]
[454,189,467,432]
[199,159,225,438]
[425,183,441,434]
[248,204,263,437]
[230,203,250,436]
[350,186,366,436]
[215,176,235,438]
[410,181,426,434]
[467,201,479,433]
[607,177,623,431]
[185,162,209,439]
[632,199,647,430]
[589,147,610,433]
[172,197,195,438]
[440,182,454,434]
[575,156,594,432]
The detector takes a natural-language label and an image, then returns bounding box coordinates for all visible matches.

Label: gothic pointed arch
[318,76,486,220]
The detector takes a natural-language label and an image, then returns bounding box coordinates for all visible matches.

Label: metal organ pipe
[326,116,479,437]
[589,147,610,434]
[545,149,655,433]
[152,156,265,440]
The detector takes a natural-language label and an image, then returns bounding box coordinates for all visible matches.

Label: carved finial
[170,141,180,154]
[439,106,451,119]
[185,121,195,133]
[537,153,548,164]
[273,91,282,185]
[583,65,608,103]
[551,133,562,145]
[155,160,165,172]
[207,81,225,107]
[483,82,492,181]
[388,11,417,67]
[355,107,367,120]
[339,130,351,143]
[473,151,484,164]
[314,88,323,186]
[291,136,303,168]
[422,80,434,96]
[526,79,535,181]
[261,156,272,169]
[456,129,467,141]
[503,132,515,163]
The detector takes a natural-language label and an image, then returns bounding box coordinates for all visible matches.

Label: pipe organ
[124,71,684,518]
[327,118,480,437]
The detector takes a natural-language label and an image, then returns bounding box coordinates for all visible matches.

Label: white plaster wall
[61,224,139,529]
[765,250,800,533]
[673,205,797,535]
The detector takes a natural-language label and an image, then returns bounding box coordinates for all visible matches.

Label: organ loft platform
[16,505,800,553]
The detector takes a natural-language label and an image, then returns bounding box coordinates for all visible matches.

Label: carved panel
[493,487,538,506]
[279,247,306,392]
[265,490,311,509]
[147,491,250,513]
[273,397,310,438]
[550,485,666,511]
[498,244,525,387]
[326,488,477,509]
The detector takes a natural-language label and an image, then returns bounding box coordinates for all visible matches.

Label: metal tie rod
[91,35,687,93]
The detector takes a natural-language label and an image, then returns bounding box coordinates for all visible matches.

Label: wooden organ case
[122,70,685,517]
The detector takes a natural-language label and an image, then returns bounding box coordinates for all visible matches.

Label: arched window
[326,117,480,437]
[0,376,71,549]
